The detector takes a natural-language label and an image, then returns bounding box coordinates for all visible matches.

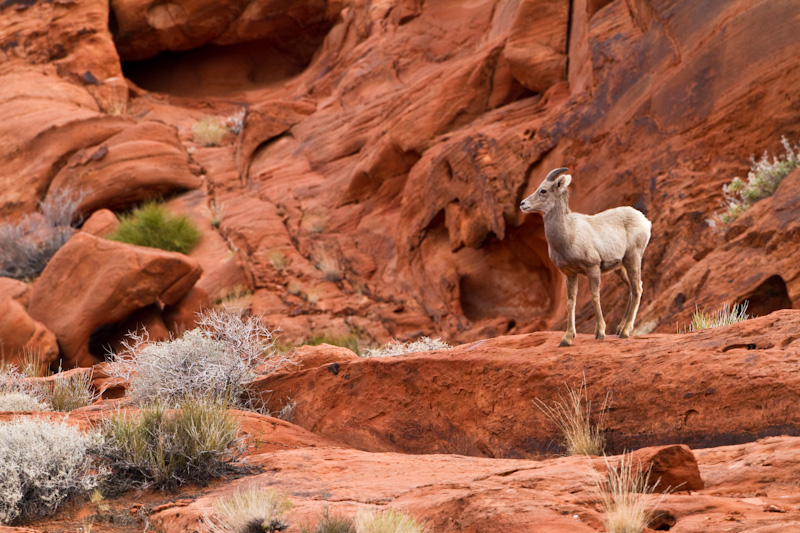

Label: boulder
[628,444,705,493]
[80,208,119,237]
[290,343,360,370]
[28,233,201,368]
[0,278,31,307]
[0,298,59,372]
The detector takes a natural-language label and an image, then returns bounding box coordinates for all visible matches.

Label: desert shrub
[108,201,201,254]
[679,301,749,333]
[0,366,44,401]
[100,397,241,490]
[0,392,50,412]
[361,337,450,358]
[193,117,228,147]
[353,508,426,533]
[720,136,800,223]
[108,309,289,408]
[533,377,609,456]
[274,400,297,423]
[37,370,98,412]
[214,285,254,316]
[301,506,355,533]
[0,189,83,280]
[0,418,100,524]
[205,487,293,533]
[592,453,668,533]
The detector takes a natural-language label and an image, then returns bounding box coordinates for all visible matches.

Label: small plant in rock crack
[353,508,427,533]
[107,308,292,408]
[0,188,84,280]
[300,505,355,533]
[533,375,610,456]
[718,136,800,223]
[193,117,229,146]
[204,487,293,533]
[108,200,202,254]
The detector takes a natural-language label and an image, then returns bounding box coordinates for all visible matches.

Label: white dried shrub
[361,337,451,358]
[0,189,84,280]
[0,418,101,524]
[109,309,291,407]
[0,392,51,412]
[205,487,293,533]
[40,370,99,412]
[0,367,44,401]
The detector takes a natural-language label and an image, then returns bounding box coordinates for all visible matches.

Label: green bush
[108,201,201,254]
[720,137,800,223]
[100,397,241,490]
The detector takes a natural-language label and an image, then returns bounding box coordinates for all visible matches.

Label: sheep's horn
[545,167,569,181]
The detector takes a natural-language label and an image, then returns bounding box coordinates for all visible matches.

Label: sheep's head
[520,167,572,214]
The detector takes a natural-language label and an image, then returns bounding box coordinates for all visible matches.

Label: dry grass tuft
[361,337,450,358]
[205,487,293,533]
[679,301,750,333]
[591,453,669,533]
[353,508,426,533]
[533,376,609,456]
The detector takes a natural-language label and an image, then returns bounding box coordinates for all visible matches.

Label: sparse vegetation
[214,285,254,316]
[269,251,289,271]
[353,508,426,533]
[38,369,98,412]
[313,252,341,282]
[274,399,297,423]
[100,397,241,490]
[679,301,750,333]
[307,332,362,355]
[301,506,355,533]
[0,189,83,280]
[533,376,609,456]
[591,453,668,533]
[0,418,101,524]
[205,487,293,533]
[108,200,202,254]
[361,337,450,358]
[108,309,289,408]
[0,391,50,411]
[720,136,800,223]
[193,117,229,147]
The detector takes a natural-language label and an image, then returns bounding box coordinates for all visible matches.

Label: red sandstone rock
[0,278,31,307]
[290,343,359,370]
[80,208,119,237]
[629,444,704,493]
[0,298,59,372]
[252,310,800,459]
[27,233,201,368]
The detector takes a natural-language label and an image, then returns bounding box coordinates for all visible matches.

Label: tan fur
[520,169,651,346]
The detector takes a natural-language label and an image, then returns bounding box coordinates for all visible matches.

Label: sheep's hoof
[559,338,573,347]
[595,332,605,340]
[619,331,630,339]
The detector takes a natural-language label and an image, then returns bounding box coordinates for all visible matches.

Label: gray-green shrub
[108,309,290,408]
[0,418,100,524]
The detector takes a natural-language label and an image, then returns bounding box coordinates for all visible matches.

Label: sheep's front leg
[560,274,578,347]
[588,266,606,340]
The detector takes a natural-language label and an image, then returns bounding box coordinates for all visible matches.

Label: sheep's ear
[556,174,572,190]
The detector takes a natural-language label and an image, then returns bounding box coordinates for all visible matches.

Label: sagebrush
[533,376,609,456]
[108,309,290,407]
[0,189,83,280]
[720,136,800,223]
[100,397,241,490]
[205,487,293,533]
[0,418,100,524]
[0,391,50,412]
[108,200,201,254]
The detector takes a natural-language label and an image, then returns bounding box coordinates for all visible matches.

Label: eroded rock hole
[742,275,792,318]
[88,303,167,360]
[121,38,323,96]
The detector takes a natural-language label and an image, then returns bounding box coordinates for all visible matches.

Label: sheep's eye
[539,189,547,195]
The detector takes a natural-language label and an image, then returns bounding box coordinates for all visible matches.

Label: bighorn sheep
[520,167,651,346]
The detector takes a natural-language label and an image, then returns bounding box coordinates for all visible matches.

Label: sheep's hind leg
[614,267,633,335]
[560,274,578,347]
[588,266,606,340]
[620,256,643,338]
